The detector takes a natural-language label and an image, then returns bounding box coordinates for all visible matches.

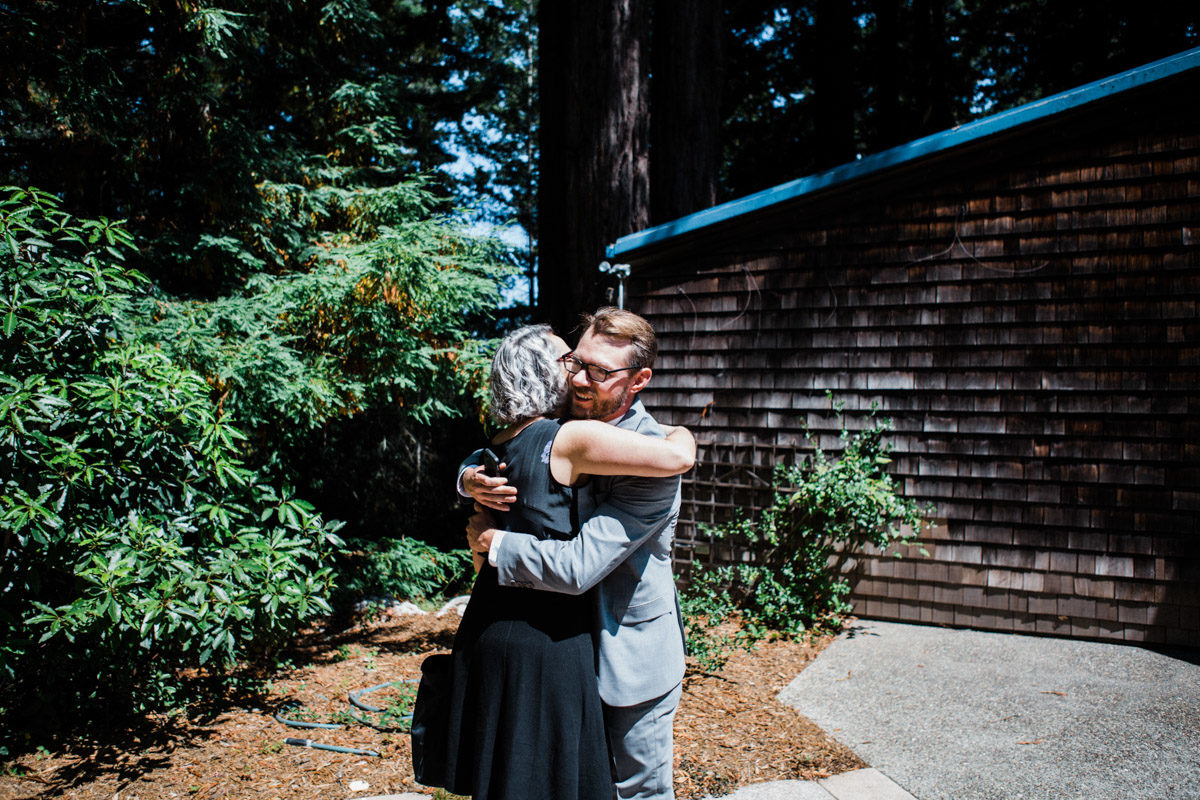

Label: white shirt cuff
[487,529,507,567]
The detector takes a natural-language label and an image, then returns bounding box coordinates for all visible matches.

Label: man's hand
[463,464,518,511]
[466,504,498,558]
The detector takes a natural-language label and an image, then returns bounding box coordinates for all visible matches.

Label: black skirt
[418,419,612,799]
[432,567,612,800]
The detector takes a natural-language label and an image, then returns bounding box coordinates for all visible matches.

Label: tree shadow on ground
[6,704,228,799]
[283,612,459,668]
[840,622,881,640]
[3,613,461,799]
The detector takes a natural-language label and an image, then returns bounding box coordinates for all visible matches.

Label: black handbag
[411,652,453,787]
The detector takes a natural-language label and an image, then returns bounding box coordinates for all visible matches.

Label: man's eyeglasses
[558,353,638,383]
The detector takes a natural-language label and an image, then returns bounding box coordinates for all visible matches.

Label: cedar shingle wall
[628,89,1200,646]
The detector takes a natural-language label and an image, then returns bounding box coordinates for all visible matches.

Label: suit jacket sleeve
[455,448,484,498]
[493,471,679,595]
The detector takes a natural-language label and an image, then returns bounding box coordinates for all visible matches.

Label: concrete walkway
[356,767,915,800]
[776,620,1200,800]
[705,768,915,799]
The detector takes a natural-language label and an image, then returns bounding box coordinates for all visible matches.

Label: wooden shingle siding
[626,83,1200,646]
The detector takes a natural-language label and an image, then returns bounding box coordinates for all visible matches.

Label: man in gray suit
[463,307,686,800]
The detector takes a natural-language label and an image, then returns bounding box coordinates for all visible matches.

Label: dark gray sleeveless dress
[432,418,610,800]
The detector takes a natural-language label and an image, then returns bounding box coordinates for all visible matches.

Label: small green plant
[679,575,761,674]
[373,682,418,729]
[390,682,418,714]
[280,705,321,723]
[682,397,929,671]
[341,680,418,732]
[331,536,474,611]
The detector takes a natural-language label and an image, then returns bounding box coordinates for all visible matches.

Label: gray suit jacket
[490,400,686,708]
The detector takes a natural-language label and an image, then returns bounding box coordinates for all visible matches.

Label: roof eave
[607,46,1200,260]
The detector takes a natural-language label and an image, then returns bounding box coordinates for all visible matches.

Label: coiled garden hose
[275,700,344,730]
[284,737,380,757]
[275,678,419,754]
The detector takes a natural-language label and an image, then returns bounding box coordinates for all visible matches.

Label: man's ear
[629,367,652,395]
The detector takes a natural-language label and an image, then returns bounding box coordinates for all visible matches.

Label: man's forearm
[493,476,680,595]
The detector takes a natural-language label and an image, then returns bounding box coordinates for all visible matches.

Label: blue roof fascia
[608,46,1200,259]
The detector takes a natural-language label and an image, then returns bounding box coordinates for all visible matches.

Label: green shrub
[0,188,342,728]
[116,178,511,551]
[682,397,929,672]
[331,536,474,613]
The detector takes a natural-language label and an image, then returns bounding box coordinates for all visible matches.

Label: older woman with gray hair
[414,323,694,800]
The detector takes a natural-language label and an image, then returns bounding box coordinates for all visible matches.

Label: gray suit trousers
[604,681,683,800]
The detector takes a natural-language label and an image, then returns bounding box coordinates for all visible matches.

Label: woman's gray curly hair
[489,324,567,425]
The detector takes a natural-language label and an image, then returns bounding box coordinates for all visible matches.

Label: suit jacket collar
[612,398,649,428]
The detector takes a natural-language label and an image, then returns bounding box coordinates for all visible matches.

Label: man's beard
[569,382,631,421]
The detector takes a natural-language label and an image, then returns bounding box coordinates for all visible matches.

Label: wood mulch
[0,610,864,800]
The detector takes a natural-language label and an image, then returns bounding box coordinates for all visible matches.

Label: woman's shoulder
[524,416,567,440]
[501,416,562,456]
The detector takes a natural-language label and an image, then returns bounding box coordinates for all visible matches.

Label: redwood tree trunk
[813,0,857,168]
[913,0,952,135]
[871,0,903,150]
[538,0,650,336]
[649,0,722,225]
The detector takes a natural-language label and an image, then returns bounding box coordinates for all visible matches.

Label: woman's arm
[550,420,696,486]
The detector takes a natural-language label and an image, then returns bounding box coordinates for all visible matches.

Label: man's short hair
[579,307,657,371]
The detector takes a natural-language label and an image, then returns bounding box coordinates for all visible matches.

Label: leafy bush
[0,188,342,727]
[682,398,929,672]
[331,536,474,614]
[117,179,511,550]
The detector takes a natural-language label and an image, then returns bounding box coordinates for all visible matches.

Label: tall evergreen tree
[650,0,724,225]
[537,0,651,334]
[716,1,1198,201]
[812,0,858,168]
[0,0,531,296]
[0,0,528,550]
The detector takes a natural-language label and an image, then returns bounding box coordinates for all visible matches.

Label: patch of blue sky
[438,115,532,309]
[437,123,502,186]
[971,77,997,115]
[754,23,777,45]
[772,91,806,109]
[465,221,533,308]
[436,114,527,216]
